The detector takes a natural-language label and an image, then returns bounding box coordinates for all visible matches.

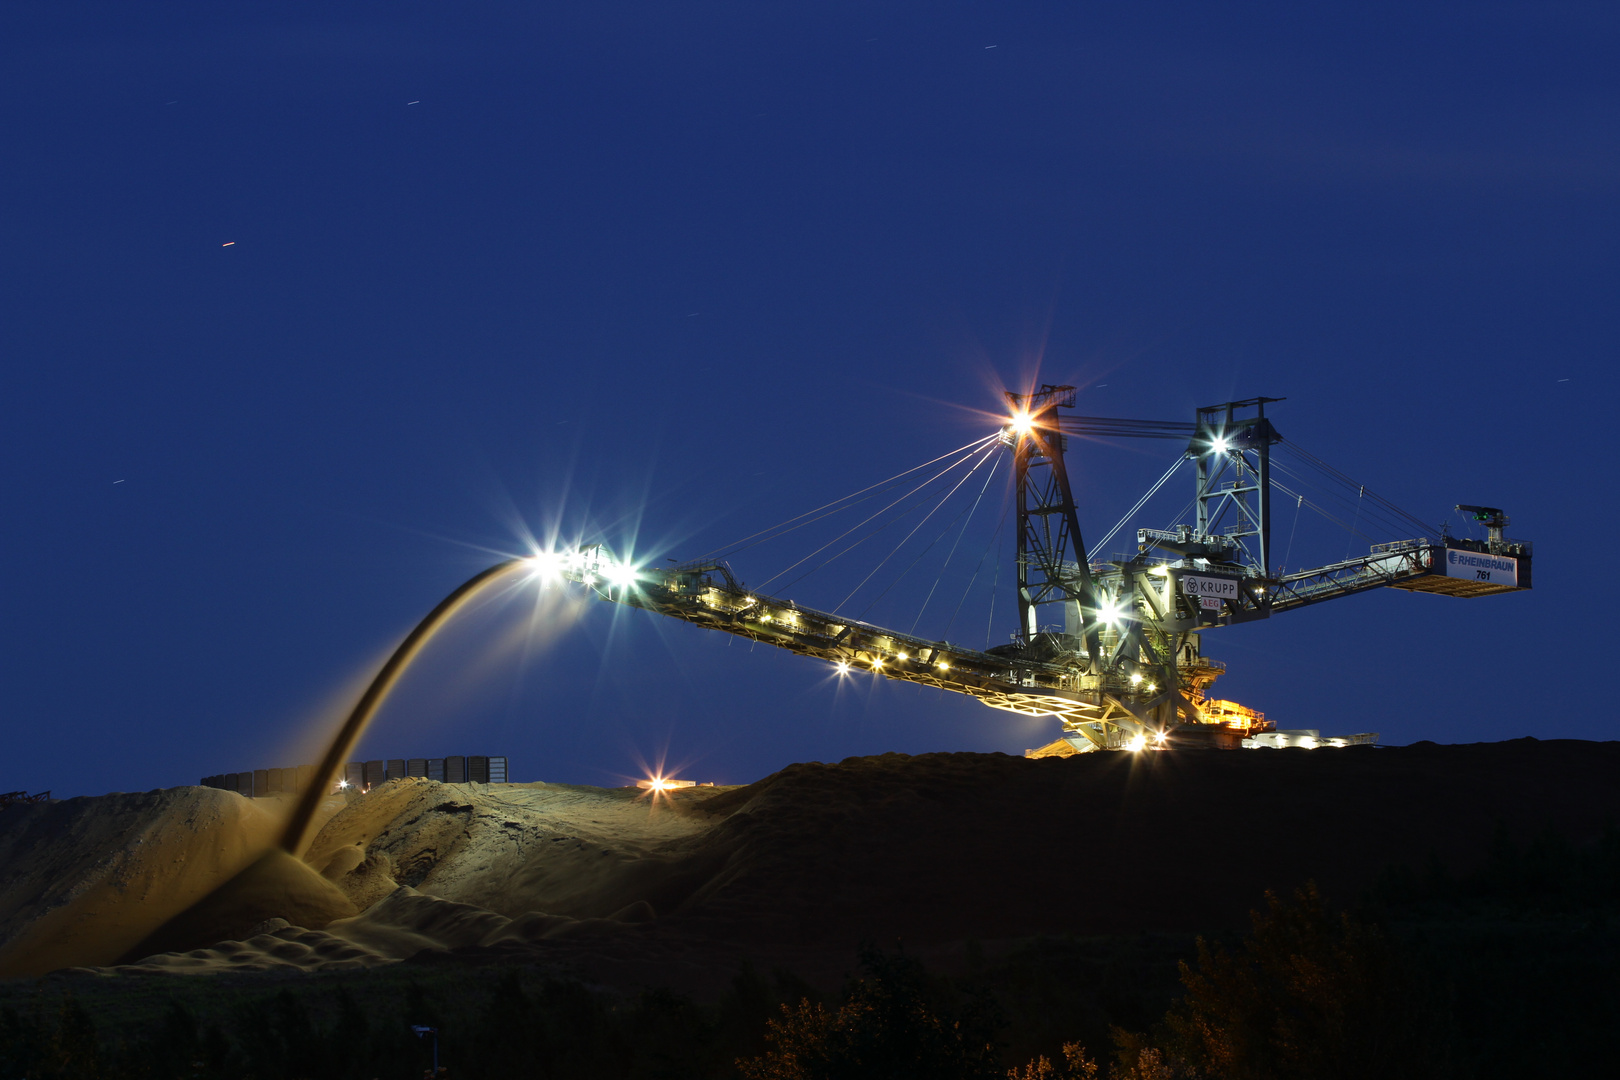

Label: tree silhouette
[1007,1040,1099,1080]
[1162,883,1449,1080]
[740,945,1003,1080]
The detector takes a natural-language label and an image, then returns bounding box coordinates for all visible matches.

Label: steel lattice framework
[551,391,1531,752]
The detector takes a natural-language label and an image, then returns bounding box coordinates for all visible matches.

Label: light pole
[411,1025,439,1077]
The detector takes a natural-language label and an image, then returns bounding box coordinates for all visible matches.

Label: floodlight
[526,550,565,581]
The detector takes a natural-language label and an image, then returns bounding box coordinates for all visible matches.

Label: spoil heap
[3,739,1616,988]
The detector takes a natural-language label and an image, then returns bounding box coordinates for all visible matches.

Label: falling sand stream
[279,556,530,857]
[89,557,536,965]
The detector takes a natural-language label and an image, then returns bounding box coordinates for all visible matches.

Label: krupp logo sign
[1180,574,1239,601]
[1445,548,1517,586]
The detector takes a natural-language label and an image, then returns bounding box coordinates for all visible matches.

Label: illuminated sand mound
[4,739,1618,985]
[118,849,357,963]
[0,788,274,975]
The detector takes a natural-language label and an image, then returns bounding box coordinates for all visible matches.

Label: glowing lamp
[526,551,566,580]
[637,775,696,791]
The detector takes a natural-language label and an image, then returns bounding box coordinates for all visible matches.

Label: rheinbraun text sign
[1445,548,1517,586]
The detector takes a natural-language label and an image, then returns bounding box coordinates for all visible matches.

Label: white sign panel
[1180,573,1240,607]
[1445,548,1517,587]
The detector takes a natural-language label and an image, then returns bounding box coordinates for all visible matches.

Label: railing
[1436,536,1534,558]
[1268,543,1437,610]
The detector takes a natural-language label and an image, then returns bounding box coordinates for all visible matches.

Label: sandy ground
[3,739,1618,991]
[0,788,284,975]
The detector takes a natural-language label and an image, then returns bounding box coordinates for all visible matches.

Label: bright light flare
[602,560,640,588]
[526,550,567,581]
[835,660,851,674]
[1212,436,1230,454]
[1154,730,1169,744]
[637,774,698,792]
[1007,411,1035,437]
[1126,734,1148,753]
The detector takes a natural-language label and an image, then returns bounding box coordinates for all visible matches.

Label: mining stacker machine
[539,389,1530,751]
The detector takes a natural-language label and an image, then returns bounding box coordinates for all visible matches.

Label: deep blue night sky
[4,2,1614,797]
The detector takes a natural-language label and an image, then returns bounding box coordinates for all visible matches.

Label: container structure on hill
[202,753,512,795]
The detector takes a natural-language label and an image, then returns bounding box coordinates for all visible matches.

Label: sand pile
[301,777,723,921]
[0,786,354,978]
[659,739,1620,948]
[119,849,357,962]
[0,788,282,976]
[6,739,1619,984]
